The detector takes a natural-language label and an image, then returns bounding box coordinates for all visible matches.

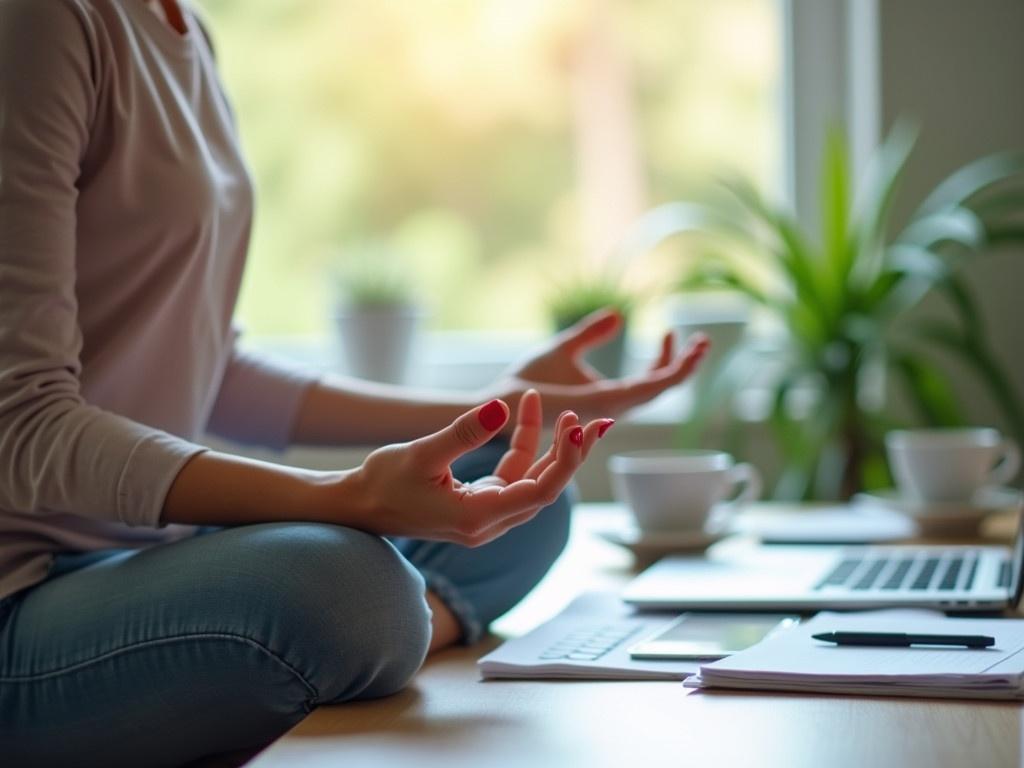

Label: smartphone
[628,613,800,660]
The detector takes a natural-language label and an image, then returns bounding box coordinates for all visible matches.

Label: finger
[493,389,543,481]
[554,308,622,357]
[525,410,578,481]
[517,419,585,507]
[466,415,583,519]
[587,334,710,413]
[581,418,614,461]
[472,417,606,540]
[488,420,605,538]
[411,399,510,471]
[649,330,675,373]
[609,335,711,408]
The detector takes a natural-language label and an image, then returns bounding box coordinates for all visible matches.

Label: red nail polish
[478,400,507,431]
[569,426,584,447]
[598,419,615,438]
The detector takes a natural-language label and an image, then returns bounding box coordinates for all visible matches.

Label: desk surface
[251,503,1024,768]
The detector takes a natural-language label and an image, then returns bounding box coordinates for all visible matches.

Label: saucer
[854,486,1023,535]
[596,526,728,558]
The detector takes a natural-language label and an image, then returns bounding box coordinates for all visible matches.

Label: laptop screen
[1011,503,1024,608]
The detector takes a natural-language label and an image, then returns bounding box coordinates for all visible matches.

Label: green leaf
[916,151,1024,217]
[821,127,853,294]
[986,224,1024,245]
[890,352,965,427]
[721,177,830,337]
[768,374,816,499]
[938,274,983,341]
[864,244,947,320]
[851,120,918,286]
[680,256,773,309]
[896,206,985,252]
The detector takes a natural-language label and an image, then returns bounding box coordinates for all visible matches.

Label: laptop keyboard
[814,551,986,593]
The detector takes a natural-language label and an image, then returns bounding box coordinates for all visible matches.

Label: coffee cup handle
[989,439,1022,487]
[709,463,763,530]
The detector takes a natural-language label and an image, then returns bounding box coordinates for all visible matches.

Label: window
[202,0,781,338]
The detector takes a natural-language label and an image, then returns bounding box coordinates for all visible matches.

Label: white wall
[877,0,1024,434]
[789,0,1024,442]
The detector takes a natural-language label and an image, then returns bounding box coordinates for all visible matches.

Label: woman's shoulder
[0,0,162,52]
[0,0,104,59]
[0,0,97,31]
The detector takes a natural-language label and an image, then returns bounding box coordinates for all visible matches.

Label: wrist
[310,466,378,531]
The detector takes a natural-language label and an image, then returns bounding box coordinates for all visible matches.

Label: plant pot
[555,317,628,379]
[334,304,424,384]
[665,292,751,381]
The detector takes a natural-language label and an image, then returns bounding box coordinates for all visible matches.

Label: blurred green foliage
[663,126,1024,500]
[199,0,779,334]
[547,274,635,328]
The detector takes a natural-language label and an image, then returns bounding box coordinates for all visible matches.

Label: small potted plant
[547,274,635,378]
[332,241,425,385]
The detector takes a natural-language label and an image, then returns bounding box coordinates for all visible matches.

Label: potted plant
[547,274,636,378]
[624,124,1024,500]
[333,242,425,384]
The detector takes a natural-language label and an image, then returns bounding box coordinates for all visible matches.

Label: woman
[0,0,708,765]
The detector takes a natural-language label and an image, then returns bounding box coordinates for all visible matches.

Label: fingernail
[598,419,615,438]
[569,426,584,447]
[478,400,506,431]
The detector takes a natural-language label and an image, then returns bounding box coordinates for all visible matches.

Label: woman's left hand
[487,308,710,426]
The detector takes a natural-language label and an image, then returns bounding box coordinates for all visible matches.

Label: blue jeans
[0,442,573,767]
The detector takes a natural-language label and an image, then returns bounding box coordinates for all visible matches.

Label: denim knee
[225,523,432,705]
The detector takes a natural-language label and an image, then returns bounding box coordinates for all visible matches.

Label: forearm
[291,374,482,446]
[162,450,366,526]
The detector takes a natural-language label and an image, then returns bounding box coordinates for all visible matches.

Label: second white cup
[609,450,762,534]
[886,428,1021,503]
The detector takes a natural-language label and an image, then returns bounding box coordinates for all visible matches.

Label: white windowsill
[241,330,700,426]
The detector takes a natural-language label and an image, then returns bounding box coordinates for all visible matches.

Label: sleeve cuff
[206,348,319,450]
[116,432,208,527]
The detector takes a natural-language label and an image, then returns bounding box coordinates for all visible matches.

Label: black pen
[812,631,996,648]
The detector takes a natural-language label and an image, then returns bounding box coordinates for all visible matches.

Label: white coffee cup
[608,450,762,534]
[886,428,1021,503]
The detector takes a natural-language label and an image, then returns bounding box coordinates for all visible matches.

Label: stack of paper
[686,610,1024,700]
[478,592,697,681]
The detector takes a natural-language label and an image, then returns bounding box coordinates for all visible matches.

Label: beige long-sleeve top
[0,0,316,600]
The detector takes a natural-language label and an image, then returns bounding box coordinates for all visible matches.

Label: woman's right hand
[337,390,611,546]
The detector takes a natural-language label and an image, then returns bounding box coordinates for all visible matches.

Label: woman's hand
[488,308,710,425]
[340,390,611,546]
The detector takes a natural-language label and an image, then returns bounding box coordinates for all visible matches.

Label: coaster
[854,486,1022,535]
[731,503,919,544]
[596,526,728,558]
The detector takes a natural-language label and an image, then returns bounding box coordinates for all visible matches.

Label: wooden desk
[251,504,1024,768]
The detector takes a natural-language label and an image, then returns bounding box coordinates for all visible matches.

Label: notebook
[477,592,698,681]
[685,609,1024,700]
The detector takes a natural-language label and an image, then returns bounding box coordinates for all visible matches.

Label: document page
[689,610,1024,699]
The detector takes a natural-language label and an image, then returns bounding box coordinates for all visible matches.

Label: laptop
[623,505,1024,612]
